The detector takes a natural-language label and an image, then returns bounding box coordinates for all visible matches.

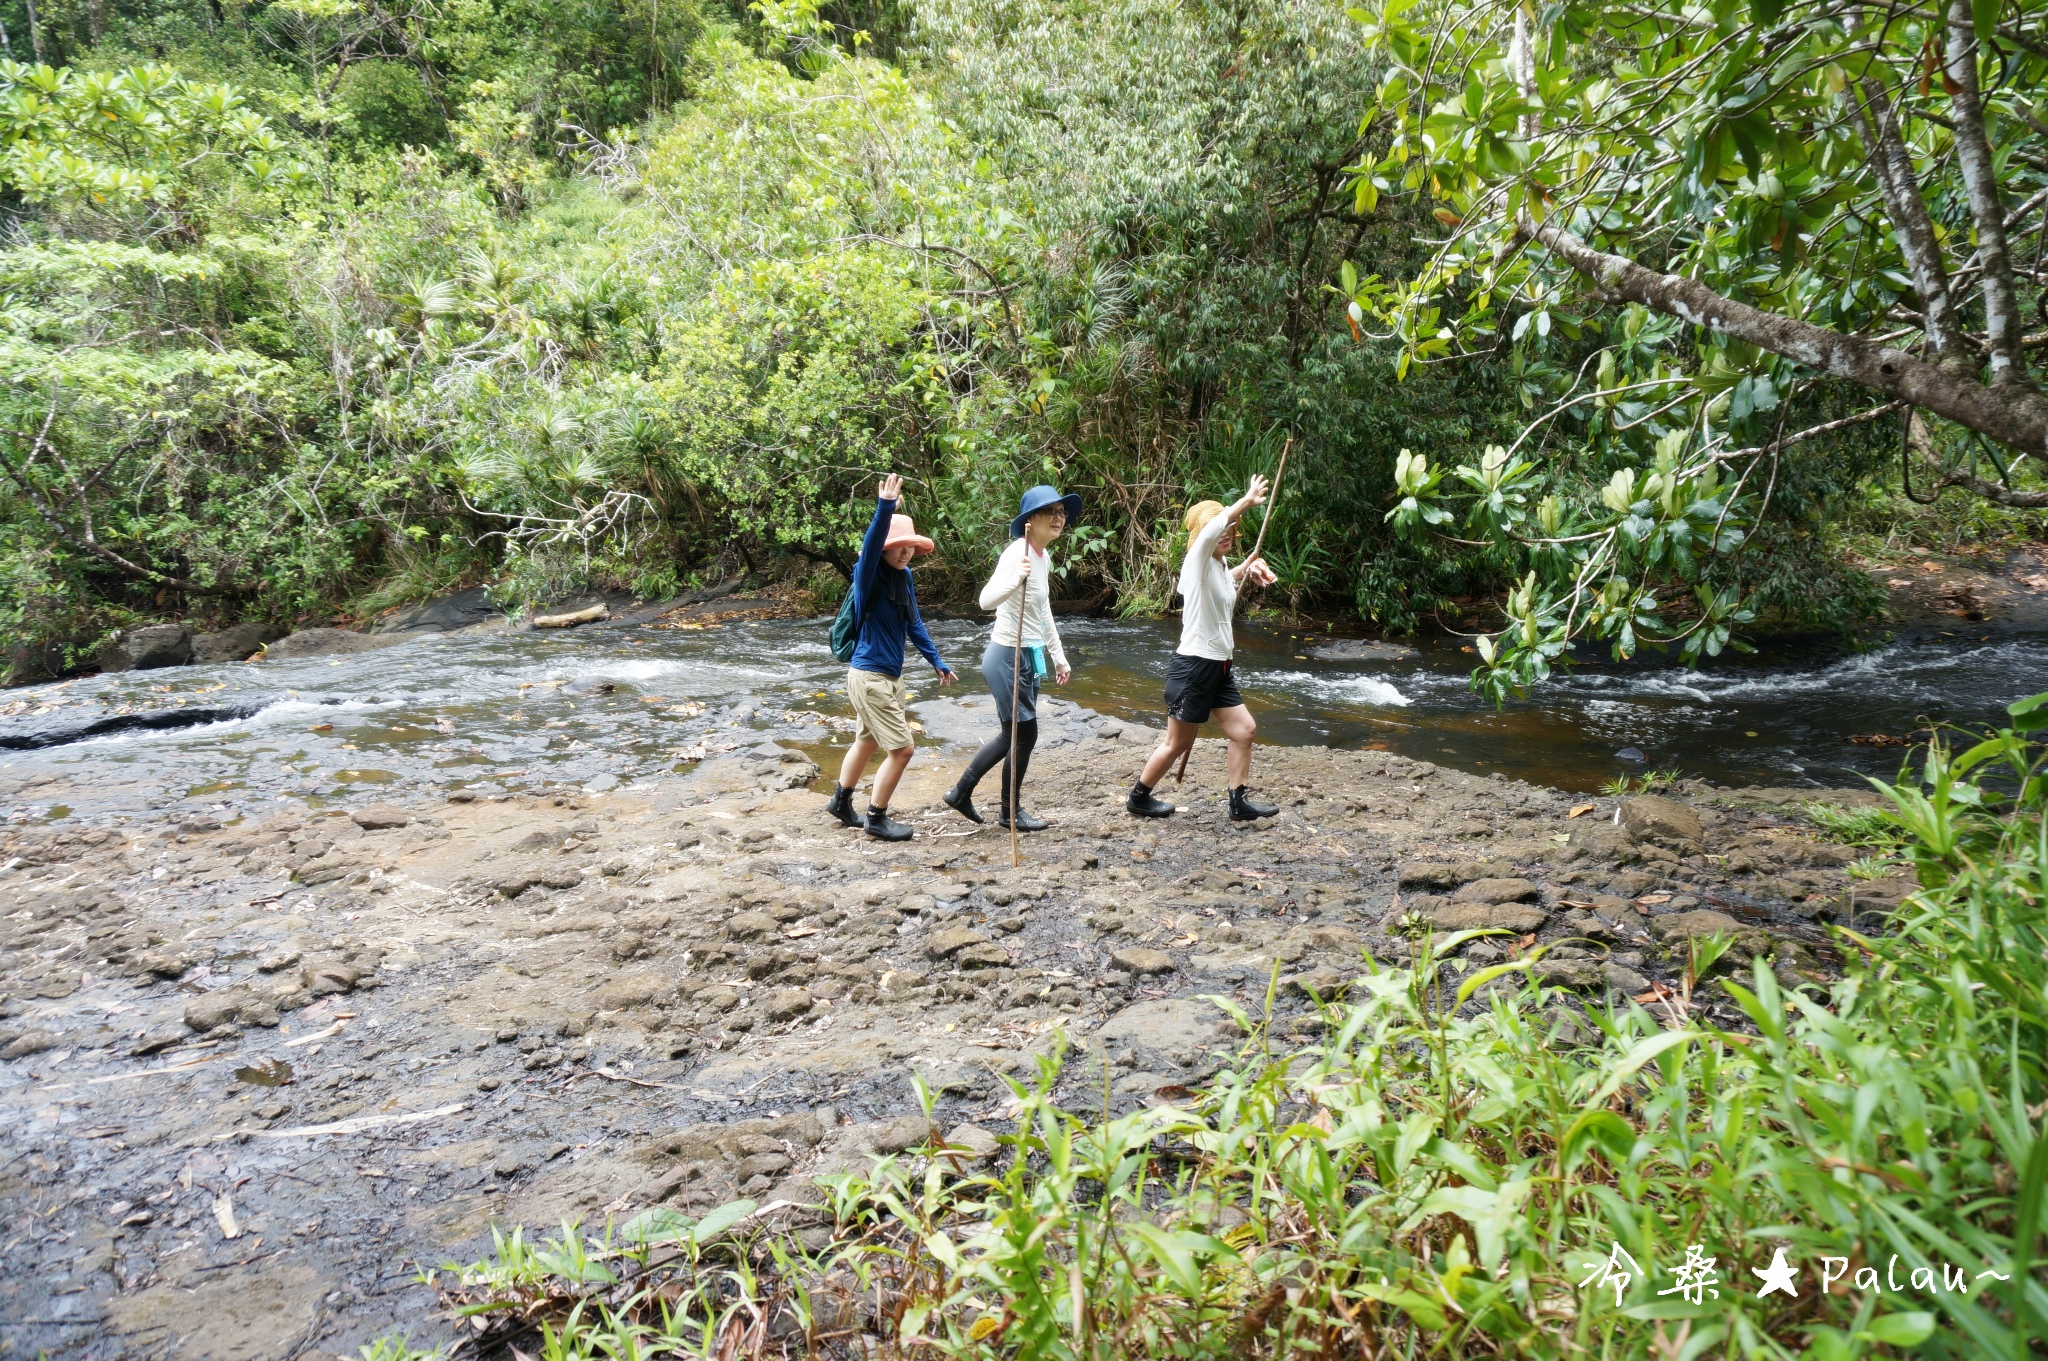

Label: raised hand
[879,473,903,502]
[1241,473,1270,510]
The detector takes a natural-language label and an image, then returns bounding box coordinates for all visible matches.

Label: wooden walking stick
[1007,560,1029,867]
[1176,435,1294,786]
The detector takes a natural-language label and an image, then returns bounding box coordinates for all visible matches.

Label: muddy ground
[0,721,1901,1359]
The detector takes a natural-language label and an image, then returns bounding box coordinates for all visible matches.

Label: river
[3,610,2043,827]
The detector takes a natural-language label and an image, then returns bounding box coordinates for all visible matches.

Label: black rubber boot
[1229,786,1279,821]
[864,806,914,841]
[942,783,984,824]
[998,807,1049,832]
[1127,780,1175,818]
[826,784,861,828]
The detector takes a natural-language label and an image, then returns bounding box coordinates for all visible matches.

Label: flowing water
[2,612,2043,826]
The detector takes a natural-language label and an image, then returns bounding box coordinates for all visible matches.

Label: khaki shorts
[846,668,913,751]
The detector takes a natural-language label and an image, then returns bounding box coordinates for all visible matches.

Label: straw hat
[1184,500,1226,537]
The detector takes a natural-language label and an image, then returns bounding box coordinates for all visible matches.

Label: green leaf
[690,1199,757,1244]
[1860,1311,1935,1345]
[617,1207,695,1244]
[2008,690,2048,733]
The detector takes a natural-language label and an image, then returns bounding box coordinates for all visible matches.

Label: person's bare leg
[871,745,914,808]
[1139,718,1201,787]
[1214,705,1256,787]
[839,737,878,790]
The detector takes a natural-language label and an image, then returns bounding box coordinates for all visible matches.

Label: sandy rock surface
[0,735,1893,1356]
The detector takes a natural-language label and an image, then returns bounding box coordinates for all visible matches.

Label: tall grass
[391,694,2048,1360]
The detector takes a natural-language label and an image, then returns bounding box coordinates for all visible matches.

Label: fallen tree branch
[1517,216,2048,462]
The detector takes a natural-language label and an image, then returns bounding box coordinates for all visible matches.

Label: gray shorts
[981,642,1042,724]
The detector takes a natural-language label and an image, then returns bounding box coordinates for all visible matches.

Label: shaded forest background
[0,0,2032,681]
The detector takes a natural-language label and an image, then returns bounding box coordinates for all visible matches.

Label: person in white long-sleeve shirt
[1129,473,1279,821]
[943,484,1080,830]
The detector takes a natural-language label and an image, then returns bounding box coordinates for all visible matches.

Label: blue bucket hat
[1010,484,1083,538]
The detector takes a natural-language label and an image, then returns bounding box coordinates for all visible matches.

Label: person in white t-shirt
[1128,473,1277,821]
[943,484,1080,831]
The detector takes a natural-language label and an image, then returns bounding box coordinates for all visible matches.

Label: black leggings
[957,719,1038,809]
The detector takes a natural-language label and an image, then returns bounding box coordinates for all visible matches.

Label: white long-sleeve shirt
[1176,507,1238,661]
[980,538,1068,672]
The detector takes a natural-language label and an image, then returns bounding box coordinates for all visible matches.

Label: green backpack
[829,585,867,663]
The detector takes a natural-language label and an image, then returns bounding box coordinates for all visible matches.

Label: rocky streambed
[1,730,1901,1358]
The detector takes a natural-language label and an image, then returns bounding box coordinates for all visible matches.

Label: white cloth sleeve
[979,539,1026,612]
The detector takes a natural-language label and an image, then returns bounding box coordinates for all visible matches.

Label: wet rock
[1095,998,1233,1067]
[941,1123,1001,1164]
[1533,958,1605,989]
[1309,639,1420,662]
[599,971,671,1010]
[300,960,363,996]
[192,622,283,664]
[2,1029,60,1059]
[1603,963,1652,994]
[265,627,391,659]
[926,926,990,960]
[726,911,779,941]
[257,948,302,974]
[373,586,499,635]
[184,986,260,1031]
[492,867,585,896]
[1109,947,1175,975]
[1646,908,1746,942]
[1620,796,1703,850]
[736,1150,793,1179]
[97,623,193,672]
[129,1027,187,1057]
[765,987,814,1022]
[1398,863,1460,891]
[349,804,412,830]
[1415,901,1549,933]
[1450,877,1541,905]
[955,942,1012,968]
[1283,965,1346,999]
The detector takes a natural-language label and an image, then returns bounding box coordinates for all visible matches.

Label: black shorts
[1164,654,1243,724]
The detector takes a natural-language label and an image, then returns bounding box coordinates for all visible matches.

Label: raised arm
[850,476,900,608]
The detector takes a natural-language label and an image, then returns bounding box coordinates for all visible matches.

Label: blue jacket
[848,497,948,680]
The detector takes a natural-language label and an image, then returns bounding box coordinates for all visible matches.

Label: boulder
[301,960,364,995]
[98,624,193,672]
[1109,947,1175,975]
[940,1123,1002,1164]
[1416,901,1550,933]
[265,627,387,660]
[955,942,1013,969]
[1450,877,1541,905]
[372,586,501,635]
[1620,795,1703,850]
[191,622,283,663]
[1567,820,1637,861]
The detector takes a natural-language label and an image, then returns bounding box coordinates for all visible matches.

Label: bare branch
[1944,0,2029,387]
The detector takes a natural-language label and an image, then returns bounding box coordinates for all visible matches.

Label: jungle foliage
[0,0,2033,684]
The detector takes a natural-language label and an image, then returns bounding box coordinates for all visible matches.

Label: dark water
[1,614,2042,825]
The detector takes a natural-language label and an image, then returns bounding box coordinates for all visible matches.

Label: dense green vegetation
[0,0,2041,686]
[370,695,2048,1359]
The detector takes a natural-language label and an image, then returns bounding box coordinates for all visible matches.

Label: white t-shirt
[1176,510,1237,660]
[980,538,1069,671]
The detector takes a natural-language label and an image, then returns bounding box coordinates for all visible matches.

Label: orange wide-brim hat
[883,514,935,554]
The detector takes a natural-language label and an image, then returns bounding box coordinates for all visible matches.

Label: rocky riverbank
[0,734,1901,1358]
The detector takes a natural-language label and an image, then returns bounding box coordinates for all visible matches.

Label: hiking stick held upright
[1008,572,1027,866]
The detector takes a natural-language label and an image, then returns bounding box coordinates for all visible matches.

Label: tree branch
[1944,0,2029,387]
[1517,216,2048,461]
[1846,77,1964,363]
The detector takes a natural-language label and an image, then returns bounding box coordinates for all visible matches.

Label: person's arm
[1042,554,1070,681]
[979,538,1025,611]
[850,479,899,610]
[906,586,955,681]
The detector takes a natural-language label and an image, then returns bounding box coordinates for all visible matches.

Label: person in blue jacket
[826,473,959,841]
